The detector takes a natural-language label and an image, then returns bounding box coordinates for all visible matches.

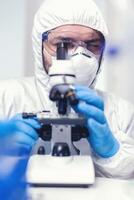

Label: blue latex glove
[73,85,119,158]
[0,114,41,199]
[0,156,28,200]
[0,114,40,156]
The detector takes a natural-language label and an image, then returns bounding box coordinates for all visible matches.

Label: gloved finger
[87,118,119,157]
[2,143,32,156]
[1,133,35,156]
[0,120,16,137]
[74,101,106,124]
[11,131,36,147]
[74,85,98,96]
[11,114,41,129]
[74,85,97,93]
[14,121,39,140]
[74,86,104,110]
[87,118,108,138]
[76,90,104,110]
[87,118,109,156]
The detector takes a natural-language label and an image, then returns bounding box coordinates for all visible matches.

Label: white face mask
[70,47,99,87]
[47,46,100,88]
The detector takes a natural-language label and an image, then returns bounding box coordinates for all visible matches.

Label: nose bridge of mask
[70,46,98,60]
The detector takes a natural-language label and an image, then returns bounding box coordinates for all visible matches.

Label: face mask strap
[97,36,106,74]
[89,38,105,87]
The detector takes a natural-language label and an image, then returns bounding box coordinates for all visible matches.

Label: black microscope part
[57,42,68,60]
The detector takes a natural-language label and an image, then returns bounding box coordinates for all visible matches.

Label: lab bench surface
[27,177,134,200]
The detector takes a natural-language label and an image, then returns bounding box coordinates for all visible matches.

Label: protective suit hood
[32,0,108,92]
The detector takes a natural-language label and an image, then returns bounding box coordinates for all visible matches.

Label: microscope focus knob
[37,146,45,155]
[52,142,70,157]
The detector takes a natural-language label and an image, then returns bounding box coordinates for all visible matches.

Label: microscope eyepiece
[57,42,68,60]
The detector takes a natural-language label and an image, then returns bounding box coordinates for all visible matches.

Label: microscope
[25,40,95,187]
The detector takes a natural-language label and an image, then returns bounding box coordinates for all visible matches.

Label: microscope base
[26,155,95,187]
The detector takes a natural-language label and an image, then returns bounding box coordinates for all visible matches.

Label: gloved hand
[0,114,40,199]
[73,85,119,158]
[0,114,41,156]
[0,156,28,200]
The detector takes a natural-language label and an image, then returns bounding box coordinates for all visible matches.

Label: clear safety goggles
[42,31,105,56]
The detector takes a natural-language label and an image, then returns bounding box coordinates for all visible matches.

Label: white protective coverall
[0,0,134,179]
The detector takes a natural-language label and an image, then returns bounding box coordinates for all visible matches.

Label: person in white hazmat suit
[0,0,134,180]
